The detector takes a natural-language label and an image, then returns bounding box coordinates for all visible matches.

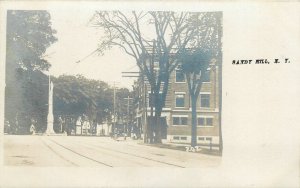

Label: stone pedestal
[45,113,55,135]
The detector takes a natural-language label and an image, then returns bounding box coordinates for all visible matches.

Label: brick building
[133,59,221,145]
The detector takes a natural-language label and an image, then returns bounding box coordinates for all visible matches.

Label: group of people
[4,117,37,135]
[75,115,93,135]
[3,113,97,135]
[55,115,95,135]
[4,114,142,138]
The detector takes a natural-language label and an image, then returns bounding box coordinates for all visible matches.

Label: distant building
[133,58,221,145]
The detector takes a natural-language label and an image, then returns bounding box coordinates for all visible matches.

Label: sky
[45,9,139,90]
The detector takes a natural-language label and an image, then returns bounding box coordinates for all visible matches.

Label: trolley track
[75,140,186,168]
[47,137,185,168]
[40,137,79,166]
[48,138,113,167]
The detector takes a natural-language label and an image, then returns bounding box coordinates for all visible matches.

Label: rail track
[48,138,113,167]
[40,137,79,166]
[46,138,185,168]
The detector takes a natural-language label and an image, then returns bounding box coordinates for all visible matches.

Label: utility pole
[113,82,116,133]
[144,78,148,143]
[121,71,146,141]
[124,96,133,134]
[112,83,116,130]
[150,39,156,143]
[150,40,155,119]
[103,81,120,135]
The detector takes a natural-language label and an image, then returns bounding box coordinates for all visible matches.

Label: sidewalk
[136,139,222,156]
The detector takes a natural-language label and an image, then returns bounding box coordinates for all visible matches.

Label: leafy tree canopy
[53,75,132,124]
[179,49,212,75]
[5,10,57,134]
[6,10,57,72]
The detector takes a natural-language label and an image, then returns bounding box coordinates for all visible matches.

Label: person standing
[30,123,36,135]
[86,120,90,135]
[66,117,71,135]
[4,120,11,134]
[76,116,82,135]
[71,117,76,135]
[58,116,63,133]
[14,115,19,134]
[82,118,90,135]
[113,128,118,140]
[61,116,66,133]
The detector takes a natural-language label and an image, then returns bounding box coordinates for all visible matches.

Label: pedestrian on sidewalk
[30,123,36,135]
[113,128,118,140]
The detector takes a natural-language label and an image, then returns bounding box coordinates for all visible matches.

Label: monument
[45,76,55,135]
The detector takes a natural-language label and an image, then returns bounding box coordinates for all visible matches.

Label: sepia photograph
[4,9,222,168]
[0,1,299,188]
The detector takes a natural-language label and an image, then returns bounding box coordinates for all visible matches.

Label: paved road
[4,135,220,168]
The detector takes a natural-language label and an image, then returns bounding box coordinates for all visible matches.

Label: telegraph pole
[124,96,133,134]
[144,78,148,143]
[113,82,116,133]
[149,39,155,143]
[121,71,145,140]
[105,81,120,136]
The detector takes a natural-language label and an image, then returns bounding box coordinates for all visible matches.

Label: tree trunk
[153,70,169,144]
[191,95,197,147]
[154,111,162,143]
[149,117,154,143]
[153,90,163,144]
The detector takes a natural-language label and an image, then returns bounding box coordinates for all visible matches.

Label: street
[4,135,220,168]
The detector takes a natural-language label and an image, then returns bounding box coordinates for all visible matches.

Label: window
[197,117,213,126]
[173,116,188,125]
[180,136,187,140]
[175,70,185,82]
[200,94,210,108]
[202,71,210,82]
[173,117,180,125]
[198,118,205,126]
[173,136,187,141]
[181,117,188,125]
[206,137,212,141]
[175,94,185,107]
[206,118,213,126]
[198,137,205,141]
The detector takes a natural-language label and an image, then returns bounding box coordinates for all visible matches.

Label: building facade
[133,59,221,145]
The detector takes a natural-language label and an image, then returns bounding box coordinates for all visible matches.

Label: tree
[179,49,213,147]
[6,10,57,73]
[53,75,110,121]
[5,10,57,133]
[52,75,132,131]
[178,12,222,148]
[91,11,216,143]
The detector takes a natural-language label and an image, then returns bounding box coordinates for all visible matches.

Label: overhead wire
[75,11,149,64]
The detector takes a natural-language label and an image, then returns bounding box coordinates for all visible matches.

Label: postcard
[0,1,299,187]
